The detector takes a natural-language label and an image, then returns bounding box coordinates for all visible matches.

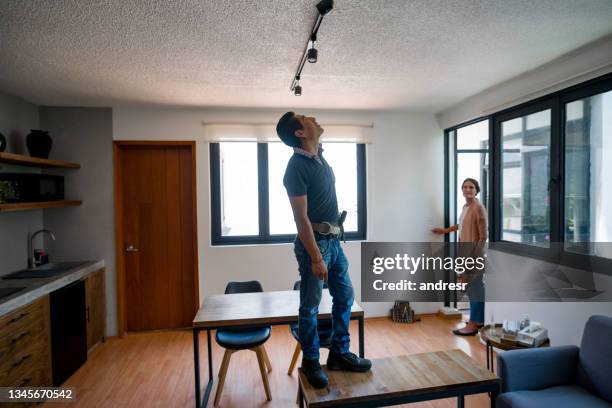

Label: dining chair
[214,280,272,406]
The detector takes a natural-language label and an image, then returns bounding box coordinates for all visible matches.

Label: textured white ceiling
[1,0,611,112]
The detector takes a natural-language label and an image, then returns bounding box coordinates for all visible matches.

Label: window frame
[210,142,367,245]
[444,72,612,273]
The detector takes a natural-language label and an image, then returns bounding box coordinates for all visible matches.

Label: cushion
[497,385,612,408]
[215,327,271,350]
[290,324,333,348]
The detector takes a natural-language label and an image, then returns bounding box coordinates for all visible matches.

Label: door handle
[125,245,139,252]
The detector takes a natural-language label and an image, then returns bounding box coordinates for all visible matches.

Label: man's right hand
[311,258,328,280]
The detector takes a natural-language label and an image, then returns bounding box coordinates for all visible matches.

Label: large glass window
[445,74,612,273]
[268,142,296,235]
[219,142,259,236]
[457,120,489,150]
[455,120,489,227]
[500,110,551,247]
[564,90,612,258]
[320,143,359,232]
[211,142,366,245]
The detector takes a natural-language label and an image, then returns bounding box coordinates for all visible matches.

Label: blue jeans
[467,274,485,324]
[294,238,354,360]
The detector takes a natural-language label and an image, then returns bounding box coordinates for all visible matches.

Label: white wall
[485,303,612,346]
[436,33,612,129]
[40,107,116,338]
[0,92,44,276]
[113,107,444,323]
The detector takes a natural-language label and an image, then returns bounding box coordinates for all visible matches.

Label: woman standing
[432,178,487,336]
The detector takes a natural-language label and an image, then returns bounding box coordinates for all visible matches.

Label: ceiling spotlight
[294,77,302,96]
[307,45,318,63]
[316,0,333,15]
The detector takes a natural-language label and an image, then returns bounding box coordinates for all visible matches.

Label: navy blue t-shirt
[283,152,339,224]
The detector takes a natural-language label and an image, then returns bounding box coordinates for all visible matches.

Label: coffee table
[479,324,550,372]
[297,349,500,408]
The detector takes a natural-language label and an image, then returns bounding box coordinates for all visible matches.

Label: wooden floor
[42,316,495,408]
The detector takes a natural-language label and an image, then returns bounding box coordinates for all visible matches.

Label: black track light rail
[290,0,333,93]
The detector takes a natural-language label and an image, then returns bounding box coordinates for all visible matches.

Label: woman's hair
[462,178,480,195]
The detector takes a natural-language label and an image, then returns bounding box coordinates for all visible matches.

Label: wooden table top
[299,349,499,407]
[193,289,364,328]
[479,324,550,350]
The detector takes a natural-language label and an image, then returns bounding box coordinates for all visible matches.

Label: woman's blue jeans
[294,238,354,360]
[467,273,485,324]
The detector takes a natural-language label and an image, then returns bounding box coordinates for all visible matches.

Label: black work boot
[327,351,372,372]
[301,358,329,388]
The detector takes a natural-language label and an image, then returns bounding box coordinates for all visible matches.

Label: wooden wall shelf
[0,152,80,169]
[0,200,82,212]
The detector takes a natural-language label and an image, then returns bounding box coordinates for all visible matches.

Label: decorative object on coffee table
[391,301,420,323]
[0,132,6,152]
[479,323,550,372]
[26,129,53,159]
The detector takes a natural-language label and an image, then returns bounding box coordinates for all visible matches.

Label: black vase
[26,130,53,159]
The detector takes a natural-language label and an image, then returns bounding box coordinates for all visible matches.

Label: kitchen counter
[0,260,104,316]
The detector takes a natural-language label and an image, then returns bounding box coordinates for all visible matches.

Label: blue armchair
[496,315,612,408]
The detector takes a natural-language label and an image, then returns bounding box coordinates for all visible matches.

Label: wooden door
[115,142,198,332]
[85,268,106,350]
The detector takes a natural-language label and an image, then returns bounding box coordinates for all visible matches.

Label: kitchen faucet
[28,229,56,268]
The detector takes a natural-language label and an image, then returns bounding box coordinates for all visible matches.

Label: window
[445,119,490,308]
[564,89,612,258]
[445,72,612,269]
[268,142,296,235]
[210,142,366,245]
[447,119,489,243]
[218,142,259,236]
[500,110,551,247]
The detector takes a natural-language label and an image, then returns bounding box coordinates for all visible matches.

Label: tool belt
[312,210,348,240]
[312,222,342,237]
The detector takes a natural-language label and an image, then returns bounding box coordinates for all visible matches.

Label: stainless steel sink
[2,262,89,280]
[0,286,26,299]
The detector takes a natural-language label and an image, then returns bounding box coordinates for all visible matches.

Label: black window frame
[452,117,491,230]
[444,72,612,272]
[210,142,367,245]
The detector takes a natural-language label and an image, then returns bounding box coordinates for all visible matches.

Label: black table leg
[194,328,214,408]
[193,329,200,408]
[490,384,499,408]
[207,329,213,381]
[297,384,304,408]
[486,341,496,373]
[358,316,365,358]
[457,394,465,408]
[201,329,214,408]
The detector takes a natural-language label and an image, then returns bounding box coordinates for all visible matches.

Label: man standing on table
[276,112,371,389]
